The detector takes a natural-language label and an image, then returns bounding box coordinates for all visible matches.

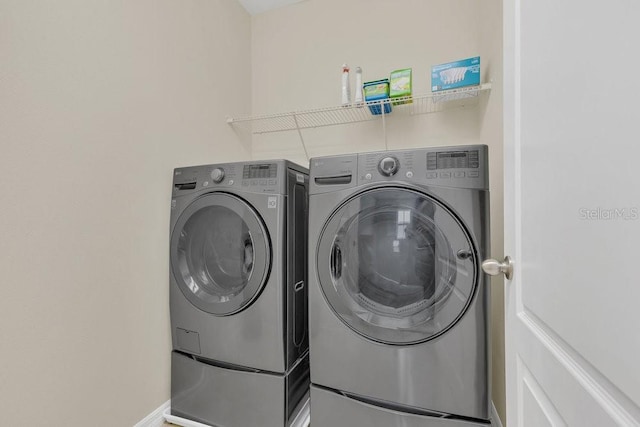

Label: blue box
[431,56,480,92]
[363,79,392,115]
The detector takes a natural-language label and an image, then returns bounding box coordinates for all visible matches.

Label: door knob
[482,256,514,280]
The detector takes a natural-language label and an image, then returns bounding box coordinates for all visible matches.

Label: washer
[308,146,491,426]
[170,160,310,427]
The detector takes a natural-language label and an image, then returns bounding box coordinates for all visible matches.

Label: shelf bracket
[381,102,388,151]
[292,114,310,161]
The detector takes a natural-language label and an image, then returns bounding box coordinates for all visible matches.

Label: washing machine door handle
[330,244,342,280]
[242,239,254,274]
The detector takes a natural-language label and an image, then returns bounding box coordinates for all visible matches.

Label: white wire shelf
[227,83,491,135]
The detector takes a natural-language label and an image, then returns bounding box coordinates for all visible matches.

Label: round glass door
[171,193,270,315]
[317,187,477,344]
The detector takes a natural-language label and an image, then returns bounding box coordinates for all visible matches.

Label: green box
[389,68,412,105]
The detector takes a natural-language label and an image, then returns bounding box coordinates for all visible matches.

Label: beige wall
[0,1,250,425]
[252,0,484,163]
[251,0,505,422]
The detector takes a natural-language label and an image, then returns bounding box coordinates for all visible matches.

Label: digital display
[243,164,277,179]
[438,152,469,169]
[427,150,479,170]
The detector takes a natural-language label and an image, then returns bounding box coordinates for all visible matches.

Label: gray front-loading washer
[169,160,309,427]
[308,146,491,426]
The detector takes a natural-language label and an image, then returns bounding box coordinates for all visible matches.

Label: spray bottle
[354,66,364,106]
[341,64,351,106]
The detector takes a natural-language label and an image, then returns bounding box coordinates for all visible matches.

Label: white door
[502,0,640,425]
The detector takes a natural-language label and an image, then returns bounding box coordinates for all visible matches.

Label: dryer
[170,160,309,427]
[308,146,491,426]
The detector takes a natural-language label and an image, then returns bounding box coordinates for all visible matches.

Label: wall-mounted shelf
[227,83,491,159]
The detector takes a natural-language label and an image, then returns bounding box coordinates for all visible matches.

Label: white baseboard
[163,409,212,427]
[134,399,170,427]
[492,401,504,427]
[136,398,502,427]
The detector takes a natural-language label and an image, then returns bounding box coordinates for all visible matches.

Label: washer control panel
[241,163,279,189]
[356,145,488,190]
[427,150,479,170]
[210,168,225,183]
[173,162,287,195]
[309,146,488,195]
[242,163,277,180]
[378,156,400,176]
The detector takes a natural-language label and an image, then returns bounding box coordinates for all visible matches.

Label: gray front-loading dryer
[170,160,309,427]
[308,146,491,426]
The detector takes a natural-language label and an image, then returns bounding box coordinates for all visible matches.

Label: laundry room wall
[250,0,505,422]
[250,0,482,163]
[0,0,250,425]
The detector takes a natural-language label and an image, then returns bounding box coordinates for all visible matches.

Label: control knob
[211,168,225,183]
[378,156,400,177]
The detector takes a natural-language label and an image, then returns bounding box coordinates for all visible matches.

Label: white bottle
[341,64,351,106]
[354,66,364,106]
